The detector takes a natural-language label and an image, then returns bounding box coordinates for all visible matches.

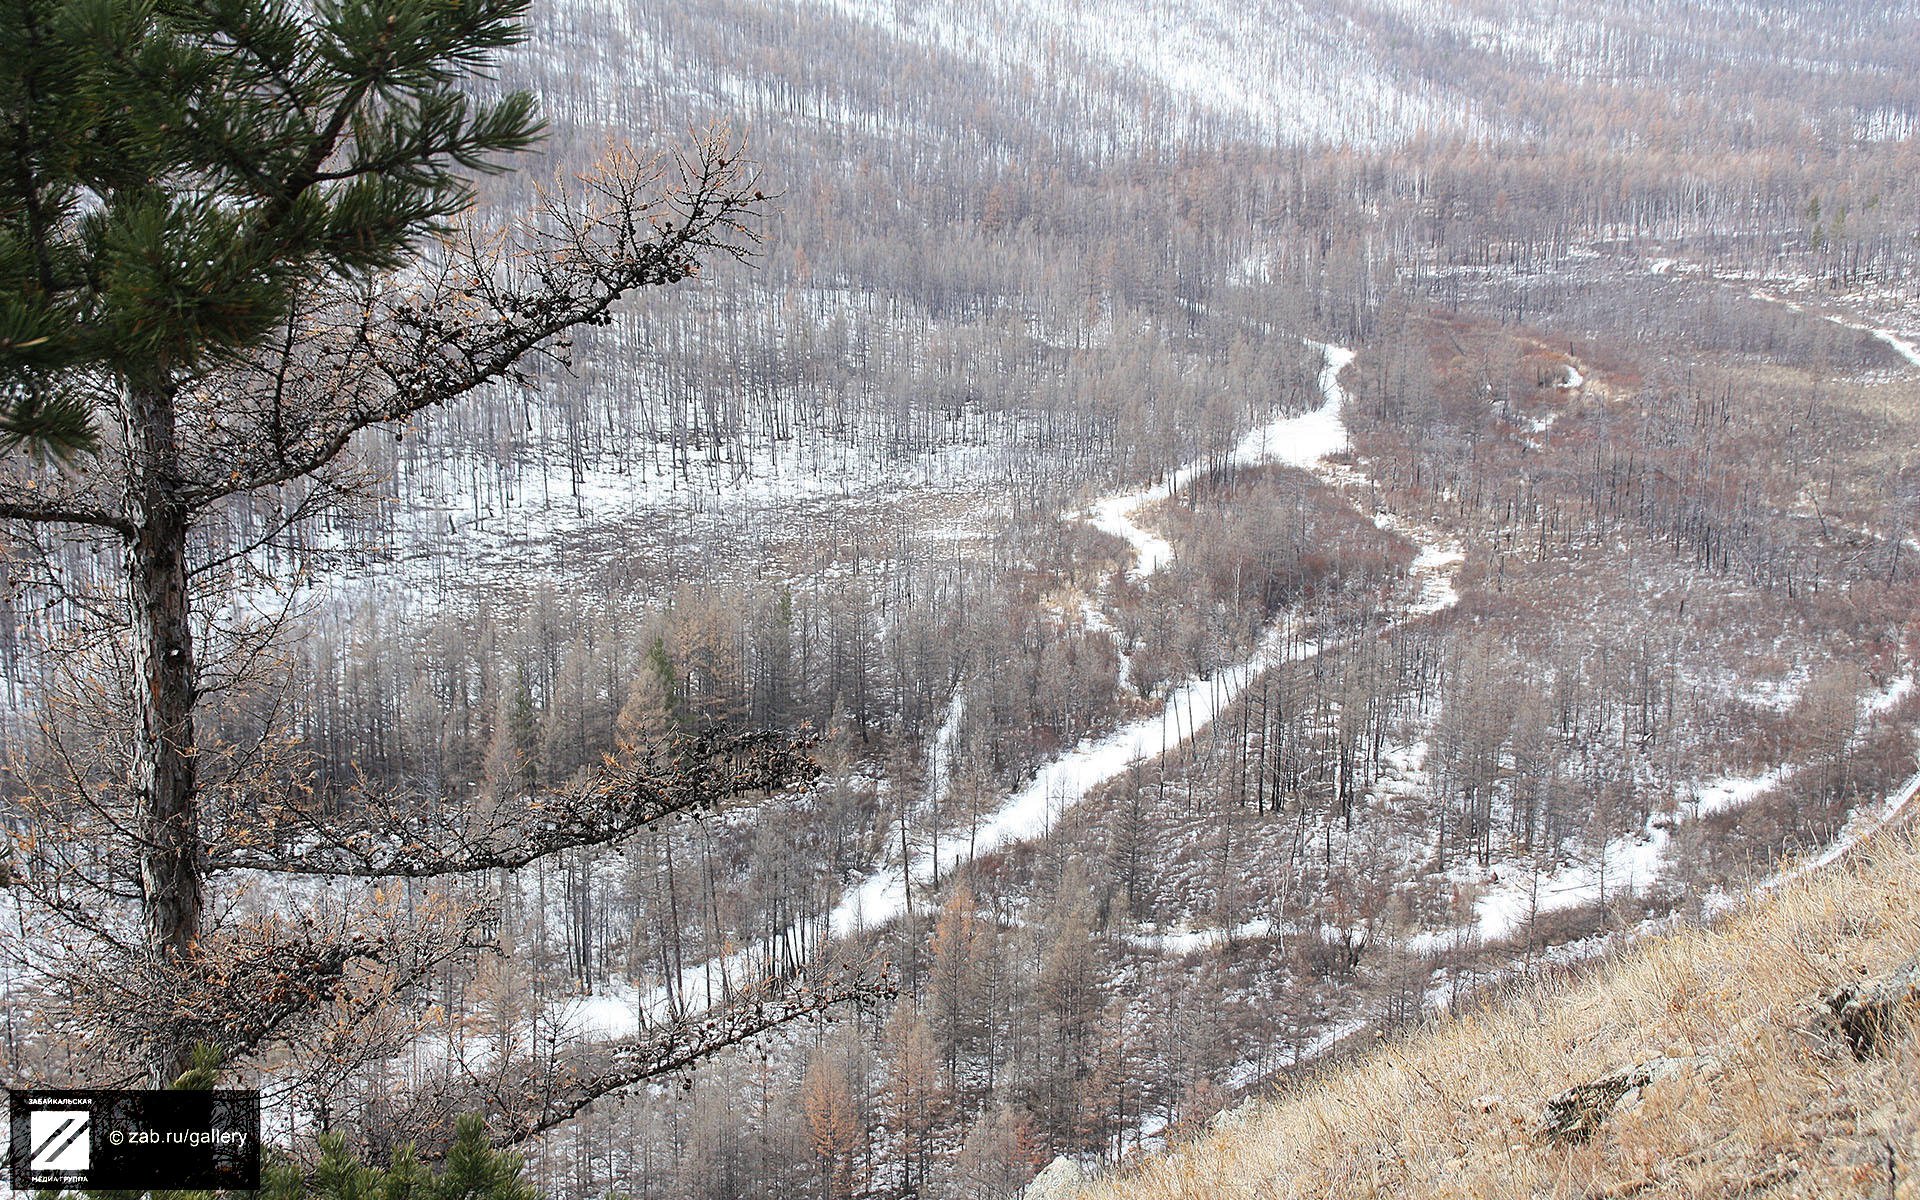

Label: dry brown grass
[1074,825,1920,1199]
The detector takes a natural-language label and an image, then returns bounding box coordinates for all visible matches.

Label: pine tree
[259,1115,532,1200]
[0,0,862,1106]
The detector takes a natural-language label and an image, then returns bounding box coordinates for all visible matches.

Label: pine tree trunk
[123,384,202,1084]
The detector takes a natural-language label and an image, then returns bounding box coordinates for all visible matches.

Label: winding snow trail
[828,342,1444,936]
[1084,344,1352,579]
[554,341,1462,1040]
[1749,289,1920,369]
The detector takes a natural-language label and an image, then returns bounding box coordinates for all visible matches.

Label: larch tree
[801,1045,862,1200]
[0,0,866,1129]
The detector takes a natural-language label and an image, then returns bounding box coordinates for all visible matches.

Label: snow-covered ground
[1758,767,1920,892]
[326,428,1015,607]
[1106,670,1920,1166]
[1119,916,1281,956]
[798,0,1484,147]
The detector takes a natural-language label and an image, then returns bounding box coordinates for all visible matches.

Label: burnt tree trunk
[123,383,202,1084]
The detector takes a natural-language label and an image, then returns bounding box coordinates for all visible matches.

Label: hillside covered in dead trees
[2,0,1919,1195]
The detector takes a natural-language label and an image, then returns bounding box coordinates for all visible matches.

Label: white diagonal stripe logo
[28,1109,91,1171]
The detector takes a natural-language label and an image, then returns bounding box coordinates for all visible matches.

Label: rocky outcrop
[1817,957,1920,1059]
[1535,955,1920,1148]
[1537,1055,1709,1144]
[1022,1155,1091,1200]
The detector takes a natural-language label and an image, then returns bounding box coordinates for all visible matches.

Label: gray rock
[1538,1055,1701,1144]
[1021,1155,1090,1200]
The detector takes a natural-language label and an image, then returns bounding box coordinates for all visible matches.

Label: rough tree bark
[123,382,206,1083]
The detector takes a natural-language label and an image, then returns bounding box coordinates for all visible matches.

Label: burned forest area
[2,0,1919,1197]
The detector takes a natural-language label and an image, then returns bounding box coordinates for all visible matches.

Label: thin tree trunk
[124,384,202,1084]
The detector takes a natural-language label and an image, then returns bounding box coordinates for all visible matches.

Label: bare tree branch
[176,133,765,511]
[0,494,133,533]
[209,726,816,877]
[373,953,893,1155]
[490,958,888,1149]
[43,904,492,1086]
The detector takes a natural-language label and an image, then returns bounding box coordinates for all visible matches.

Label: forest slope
[1062,820,1920,1199]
